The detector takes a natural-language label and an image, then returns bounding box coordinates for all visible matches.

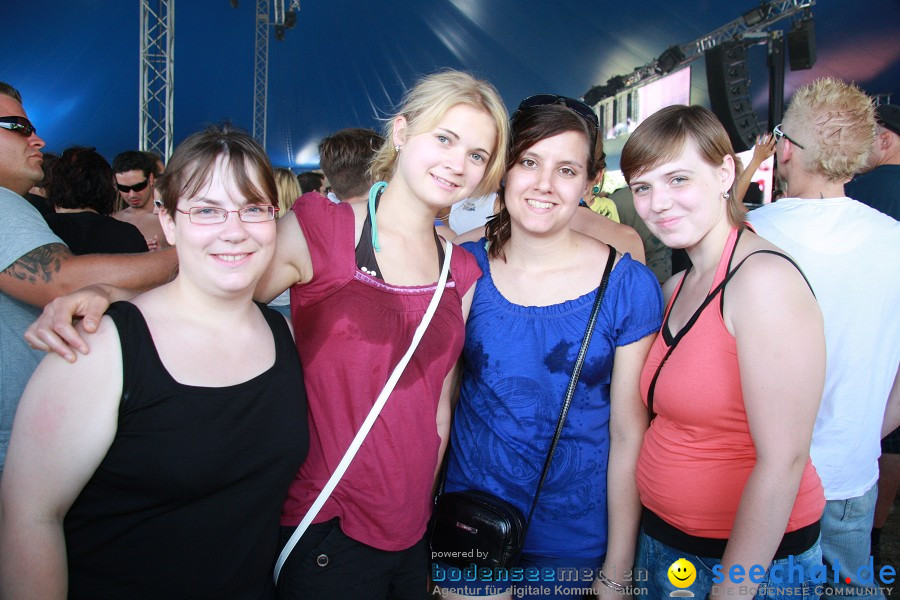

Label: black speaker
[788,18,816,70]
[705,40,765,152]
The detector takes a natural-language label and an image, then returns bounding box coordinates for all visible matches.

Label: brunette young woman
[24,70,510,600]
[622,105,826,600]
[0,126,307,599]
[439,96,663,600]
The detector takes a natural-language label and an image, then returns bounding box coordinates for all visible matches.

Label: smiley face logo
[667,558,696,588]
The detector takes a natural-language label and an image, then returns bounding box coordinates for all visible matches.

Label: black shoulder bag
[429,248,617,571]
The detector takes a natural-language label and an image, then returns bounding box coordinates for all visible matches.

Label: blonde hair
[621,105,746,228]
[274,168,301,218]
[368,70,509,199]
[782,77,875,181]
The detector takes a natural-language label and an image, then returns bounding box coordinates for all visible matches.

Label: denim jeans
[636,529,823,599]
[820,483,884,599]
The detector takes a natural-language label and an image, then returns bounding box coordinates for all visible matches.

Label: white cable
[274,240,453,583]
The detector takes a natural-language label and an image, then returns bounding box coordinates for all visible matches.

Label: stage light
[275,25,285,41]
[742,4,769,26]
[656,45,686,74]
[285,10,297,29]
[229,0,239,7]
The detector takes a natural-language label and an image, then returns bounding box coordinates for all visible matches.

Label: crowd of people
[0,70,897,600]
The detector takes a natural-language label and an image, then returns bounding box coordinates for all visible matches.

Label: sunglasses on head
[515,94,600,129]
[116,177,150,193]
[0,116,37,137]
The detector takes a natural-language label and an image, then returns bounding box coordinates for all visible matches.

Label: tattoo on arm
[3,243,70,285]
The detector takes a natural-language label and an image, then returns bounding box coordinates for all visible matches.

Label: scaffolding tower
[252,0,299,149]
[139,0,175,160]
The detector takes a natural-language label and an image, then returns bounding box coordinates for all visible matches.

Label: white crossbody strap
[274,240,454,583]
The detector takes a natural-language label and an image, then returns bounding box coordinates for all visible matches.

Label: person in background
[0,81,176,478]
[748,78,900,600]
[268,167,301,317]
[624,105,826,600]
[112,150,168,250]
[318,128,383,204]
[440,96,662,600]
[25,151,57,218]
[297,170,325,196]
[45,146,148,254]
[0,125,308,600]
[735,133,776,203]
[845,103,900,220]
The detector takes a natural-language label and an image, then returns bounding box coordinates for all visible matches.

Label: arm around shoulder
[0,316,124,600]
[0,243,176,309]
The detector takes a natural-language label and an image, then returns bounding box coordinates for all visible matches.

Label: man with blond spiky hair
[749,78,900,600]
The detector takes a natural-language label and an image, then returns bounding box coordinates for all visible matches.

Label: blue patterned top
[445,239,663,558]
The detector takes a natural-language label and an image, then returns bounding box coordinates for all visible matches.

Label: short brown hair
[486,104,600,259]
[0,82,23,104]
[621,104,745,228]
[368,70,509,199]
[782,77,875,181]
[318,128,383,200]
[159,124,276,216]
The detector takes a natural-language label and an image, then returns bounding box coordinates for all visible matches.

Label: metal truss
[252,0,300,148]
[253,0,270,146]
[588,0,815,100]
[139,0,174,160]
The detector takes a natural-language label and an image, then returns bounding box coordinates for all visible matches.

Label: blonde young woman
[25,70,510,600]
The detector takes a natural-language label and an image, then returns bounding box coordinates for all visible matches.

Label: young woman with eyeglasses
[23,70,510,600]
[437,96,663,600]
[0,125,309,599]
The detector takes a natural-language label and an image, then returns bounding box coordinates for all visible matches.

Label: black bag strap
[646,245,814,421]
[521,246,617,539]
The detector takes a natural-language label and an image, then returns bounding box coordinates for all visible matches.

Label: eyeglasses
[174,205,278,224]
[515,94,600,129]
[773,124,805,149]
[0,116,37,137]
[116,178,150,193]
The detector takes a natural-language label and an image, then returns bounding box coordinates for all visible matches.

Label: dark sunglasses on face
[515,94,600,129]
[116,178,150,193]
[0,116,37,137]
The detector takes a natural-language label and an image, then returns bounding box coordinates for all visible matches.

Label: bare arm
[735,134,775,203]
[434,283,476,484]
[253,213,312,303]
[570,210,646,264]
[713,254,826,599]
[0,244,176,309]
[593,333,655,598]
[0,318,122,600]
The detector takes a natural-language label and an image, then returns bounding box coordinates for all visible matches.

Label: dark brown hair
[49,147,117,214]
[159,124,276,216]
[485,104,600,260]
[318,128,383,199]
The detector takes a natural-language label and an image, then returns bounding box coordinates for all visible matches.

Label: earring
[394,144,401,153]
[723,191,731,199]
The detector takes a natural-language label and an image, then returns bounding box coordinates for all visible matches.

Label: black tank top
[64,301,308,600]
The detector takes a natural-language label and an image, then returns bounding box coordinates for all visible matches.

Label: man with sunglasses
[112,150,169,250]
[748,78,900,600]
[0,82,177,478]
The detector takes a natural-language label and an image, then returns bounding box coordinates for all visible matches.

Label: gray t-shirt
[0,185,64,474]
